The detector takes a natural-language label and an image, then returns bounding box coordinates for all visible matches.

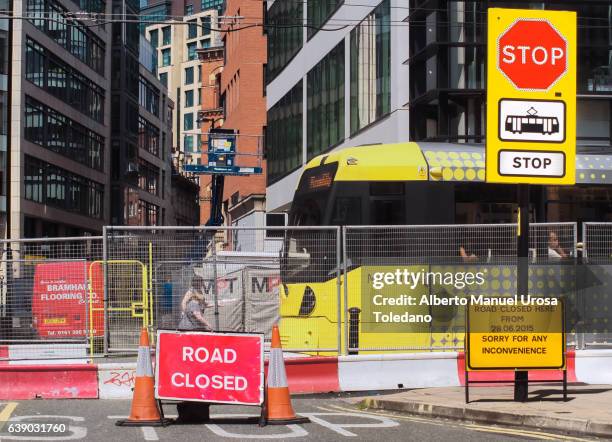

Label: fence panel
[581,223,612,348]
[342,223,578,354]
[105,226,341,354]
[0,237,103,361]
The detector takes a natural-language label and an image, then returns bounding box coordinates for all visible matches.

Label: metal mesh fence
[0,237,103,361]
[1,222,606,361]
[105,226,341,354]
[343,223,578,353]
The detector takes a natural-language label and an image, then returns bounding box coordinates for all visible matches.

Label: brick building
[198,0,269,229]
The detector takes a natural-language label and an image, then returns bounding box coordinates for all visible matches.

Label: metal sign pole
[514,184,530,402]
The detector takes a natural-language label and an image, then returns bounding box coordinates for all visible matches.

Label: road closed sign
[466,299,565,371]
[486,8,576,185]
[155,330,264,405]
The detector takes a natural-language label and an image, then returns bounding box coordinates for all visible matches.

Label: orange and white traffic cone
[263,324,309,425]
[116,328,169,427]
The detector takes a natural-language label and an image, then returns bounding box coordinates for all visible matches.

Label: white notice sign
[498,150,565,177]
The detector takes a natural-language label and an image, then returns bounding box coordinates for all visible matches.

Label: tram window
[370,182,404,196]
[331,197,362,225]
[370,199,405,224]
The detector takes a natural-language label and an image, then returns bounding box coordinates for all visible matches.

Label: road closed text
[170,346,248,391]
[156,331,264,405]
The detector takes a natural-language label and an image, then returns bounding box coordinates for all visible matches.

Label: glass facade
[27,0,105,75]
[25,38,105,122]
[138,116,160,156]
[409,0,612,145]
[350,0,391,134]
[307,0,343,39]
[266,0,302,83]
[267,81,303,184]
[307,42,345,160]
[187,42,197,60]
[161,48,171,66]
[185,89,194,107]
[138,158,160,196]
[24,155,104,219]
[24,96,104,171]
[139,75,160,116]
[185,66,194,84]
[162,26,171,45]
[200,0,223,12]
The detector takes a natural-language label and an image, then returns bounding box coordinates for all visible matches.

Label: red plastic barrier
[457,351,577,386]
[264,357,339,394]
[0,364,99,399]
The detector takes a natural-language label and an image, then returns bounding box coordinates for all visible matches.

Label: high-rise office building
[145,9,221,165]
[265,0,612,224]
[11,0,111,237]
[265,0,405,212]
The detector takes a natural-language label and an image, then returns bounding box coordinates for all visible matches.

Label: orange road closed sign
[466,300,565,371]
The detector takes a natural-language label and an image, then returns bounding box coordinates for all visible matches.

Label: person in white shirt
[548,231,567,259]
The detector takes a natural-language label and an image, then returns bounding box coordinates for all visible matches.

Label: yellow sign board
[466,300,565,371]
[486,8,576,185]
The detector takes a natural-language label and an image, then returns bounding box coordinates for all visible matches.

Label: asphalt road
[0,397,599,442]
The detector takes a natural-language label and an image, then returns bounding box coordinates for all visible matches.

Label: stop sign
[498,19,568,90]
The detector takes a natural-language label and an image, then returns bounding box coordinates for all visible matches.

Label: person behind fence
[548,230,568,259]
[178,275,212,331]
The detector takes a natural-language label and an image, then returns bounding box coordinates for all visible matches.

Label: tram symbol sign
[499,99,566,143]
[486,8,576,185]
[498,19,568,91]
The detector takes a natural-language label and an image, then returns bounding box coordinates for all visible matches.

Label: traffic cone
[263,324,310,425]
[116,328,170,427]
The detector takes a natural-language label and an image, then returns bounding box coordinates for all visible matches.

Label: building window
[307,0,343,39]
[24,155,104,218]
[185,89,194,107]
[25,96,104,170]
[149,29,158,48]
[27,0,105,75]
[198,88,202,105]
[185,3,193,15]
[187,42,197,61]
[159,72,167,87]
[198,65,202,82]
[162,26,171,45]
[187,19,198,39]
[201,16,211,36]
[267,81,302,184]
[25,38,104,122]
[161,48,171,66]
[201,39,211,49]
[138,158,160,196]
[185,66,194,84]
[201,0,222,12]
[138,116,160,156]
[184,113,194,131]
[139,75,160,116]
[307,42,344,160]
[350,0,390,134]
[266,0,303,83]
[184,135,194,152]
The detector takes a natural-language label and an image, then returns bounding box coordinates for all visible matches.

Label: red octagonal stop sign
[498,19,568,90]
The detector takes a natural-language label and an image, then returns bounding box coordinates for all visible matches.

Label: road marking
[464,424,594,442]
[141,427,159,441]
[300,412,399,437]
[0,402,18,432]
[326,403,594,442]
[205,414,307,439]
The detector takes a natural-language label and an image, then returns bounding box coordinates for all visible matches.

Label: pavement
[0,396,602,441]
[355,384,612,439]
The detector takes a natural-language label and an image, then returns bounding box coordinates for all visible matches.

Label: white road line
[141,427,159,441]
